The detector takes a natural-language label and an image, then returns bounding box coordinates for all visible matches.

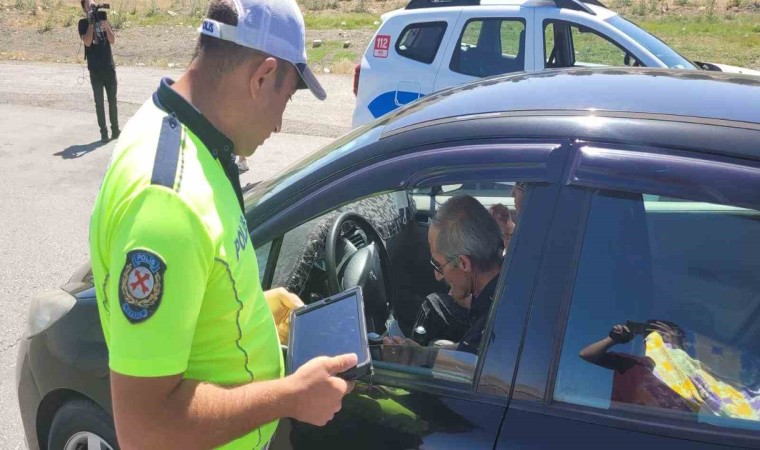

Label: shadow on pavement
[55,140,108,159]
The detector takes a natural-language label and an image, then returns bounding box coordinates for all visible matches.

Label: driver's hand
[264,287,304,345]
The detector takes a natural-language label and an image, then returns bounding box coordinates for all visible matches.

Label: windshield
[244,121,385,211]
[606,15,696,69]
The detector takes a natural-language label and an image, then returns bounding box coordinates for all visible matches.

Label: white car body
[352,0,757,128]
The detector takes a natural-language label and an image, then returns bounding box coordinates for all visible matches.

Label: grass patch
[306,40,360,72]
[307,40,359,63]
[145,0,158,16]
[16,0,37,15]
[305,12,380,30]
[633,14,760,68]
[188,0,204,18]
[633,0,647,15]
[303,0,340,10]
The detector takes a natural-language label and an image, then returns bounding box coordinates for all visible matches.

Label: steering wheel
[325,212,397,334]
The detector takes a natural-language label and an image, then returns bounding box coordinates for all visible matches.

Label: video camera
[89,3,109,23]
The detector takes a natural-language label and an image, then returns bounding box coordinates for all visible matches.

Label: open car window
[265,180,529,388]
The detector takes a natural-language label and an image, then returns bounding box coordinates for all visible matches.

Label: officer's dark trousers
[89,68,119,136]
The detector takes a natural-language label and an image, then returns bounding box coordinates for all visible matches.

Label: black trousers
[89,68,119,135]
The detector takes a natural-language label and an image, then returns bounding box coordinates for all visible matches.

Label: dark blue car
[17,68,760,450]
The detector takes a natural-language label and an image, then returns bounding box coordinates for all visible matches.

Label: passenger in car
[579,320,696,413]
[489,203,515,256]
[386,195,503,355]
[512,181,527,218]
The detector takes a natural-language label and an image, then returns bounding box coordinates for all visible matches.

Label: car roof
[382,0,616,20]
[382,68,760,135]
[247,68,759,226]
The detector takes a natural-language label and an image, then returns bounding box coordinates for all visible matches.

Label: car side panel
[352,8,462,128]
[16,334,41,450]
[497,405,733,450]
[276,391,506,450]
[28,296,112,415]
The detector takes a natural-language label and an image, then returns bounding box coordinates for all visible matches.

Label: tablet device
[287,287,372,380]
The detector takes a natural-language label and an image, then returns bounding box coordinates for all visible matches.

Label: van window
[396,22,448,64]
[451,18,526,77]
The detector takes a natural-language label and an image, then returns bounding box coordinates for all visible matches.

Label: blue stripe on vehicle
[367,91,425,118]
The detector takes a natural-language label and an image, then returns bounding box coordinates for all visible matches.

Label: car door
[261,140,570,449]
[433,6,534,92]
[496,142,760,449]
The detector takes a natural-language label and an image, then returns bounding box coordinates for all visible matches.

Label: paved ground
[0,62,353,448]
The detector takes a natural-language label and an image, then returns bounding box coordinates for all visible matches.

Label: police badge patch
[119,250,166,324]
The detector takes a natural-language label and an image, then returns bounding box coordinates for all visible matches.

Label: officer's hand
[264,287,304,345]
[288,353,357,426]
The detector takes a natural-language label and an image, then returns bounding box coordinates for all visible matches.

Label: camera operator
[78,0,120,143]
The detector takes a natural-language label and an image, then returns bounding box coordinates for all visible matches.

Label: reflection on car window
[255,241,272,285]
[555,190,760,431]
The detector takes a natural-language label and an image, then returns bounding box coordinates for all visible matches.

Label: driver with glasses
[385,195,504,355]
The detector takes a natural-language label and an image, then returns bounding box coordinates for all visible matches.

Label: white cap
[198,0,326,100]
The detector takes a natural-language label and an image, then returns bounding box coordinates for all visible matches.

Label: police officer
[88,0,356,448]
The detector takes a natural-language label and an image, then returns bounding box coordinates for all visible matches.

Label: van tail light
[353,64,361,97]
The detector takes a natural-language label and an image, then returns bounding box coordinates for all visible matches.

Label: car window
[450,18,526,77]
[555,190,760,432]
[395,21,448,64]
[606,15,695,69]
[268,181,529,388]
[544,20,636,68]
[570,24,629,67]
[544,22,556,67]
[255,241,272,284]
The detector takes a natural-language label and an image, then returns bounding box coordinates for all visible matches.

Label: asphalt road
[0,61,354,448]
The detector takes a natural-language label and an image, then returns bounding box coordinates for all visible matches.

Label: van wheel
[48,399,118,450]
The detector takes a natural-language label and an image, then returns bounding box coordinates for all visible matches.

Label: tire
[48,399,118,450]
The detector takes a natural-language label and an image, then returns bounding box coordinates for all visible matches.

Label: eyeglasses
[430,256,456,275]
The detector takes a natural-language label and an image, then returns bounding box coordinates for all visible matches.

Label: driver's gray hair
[432,195,502,272]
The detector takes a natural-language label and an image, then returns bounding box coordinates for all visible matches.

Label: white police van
[351,0,760,127]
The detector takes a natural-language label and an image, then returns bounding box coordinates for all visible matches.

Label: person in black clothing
[78,0,119,143]
[385,195,503,356]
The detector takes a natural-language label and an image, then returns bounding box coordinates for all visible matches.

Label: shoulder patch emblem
[119,250,166,324]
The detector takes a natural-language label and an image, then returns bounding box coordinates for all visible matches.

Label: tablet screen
[290,291,366,372]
